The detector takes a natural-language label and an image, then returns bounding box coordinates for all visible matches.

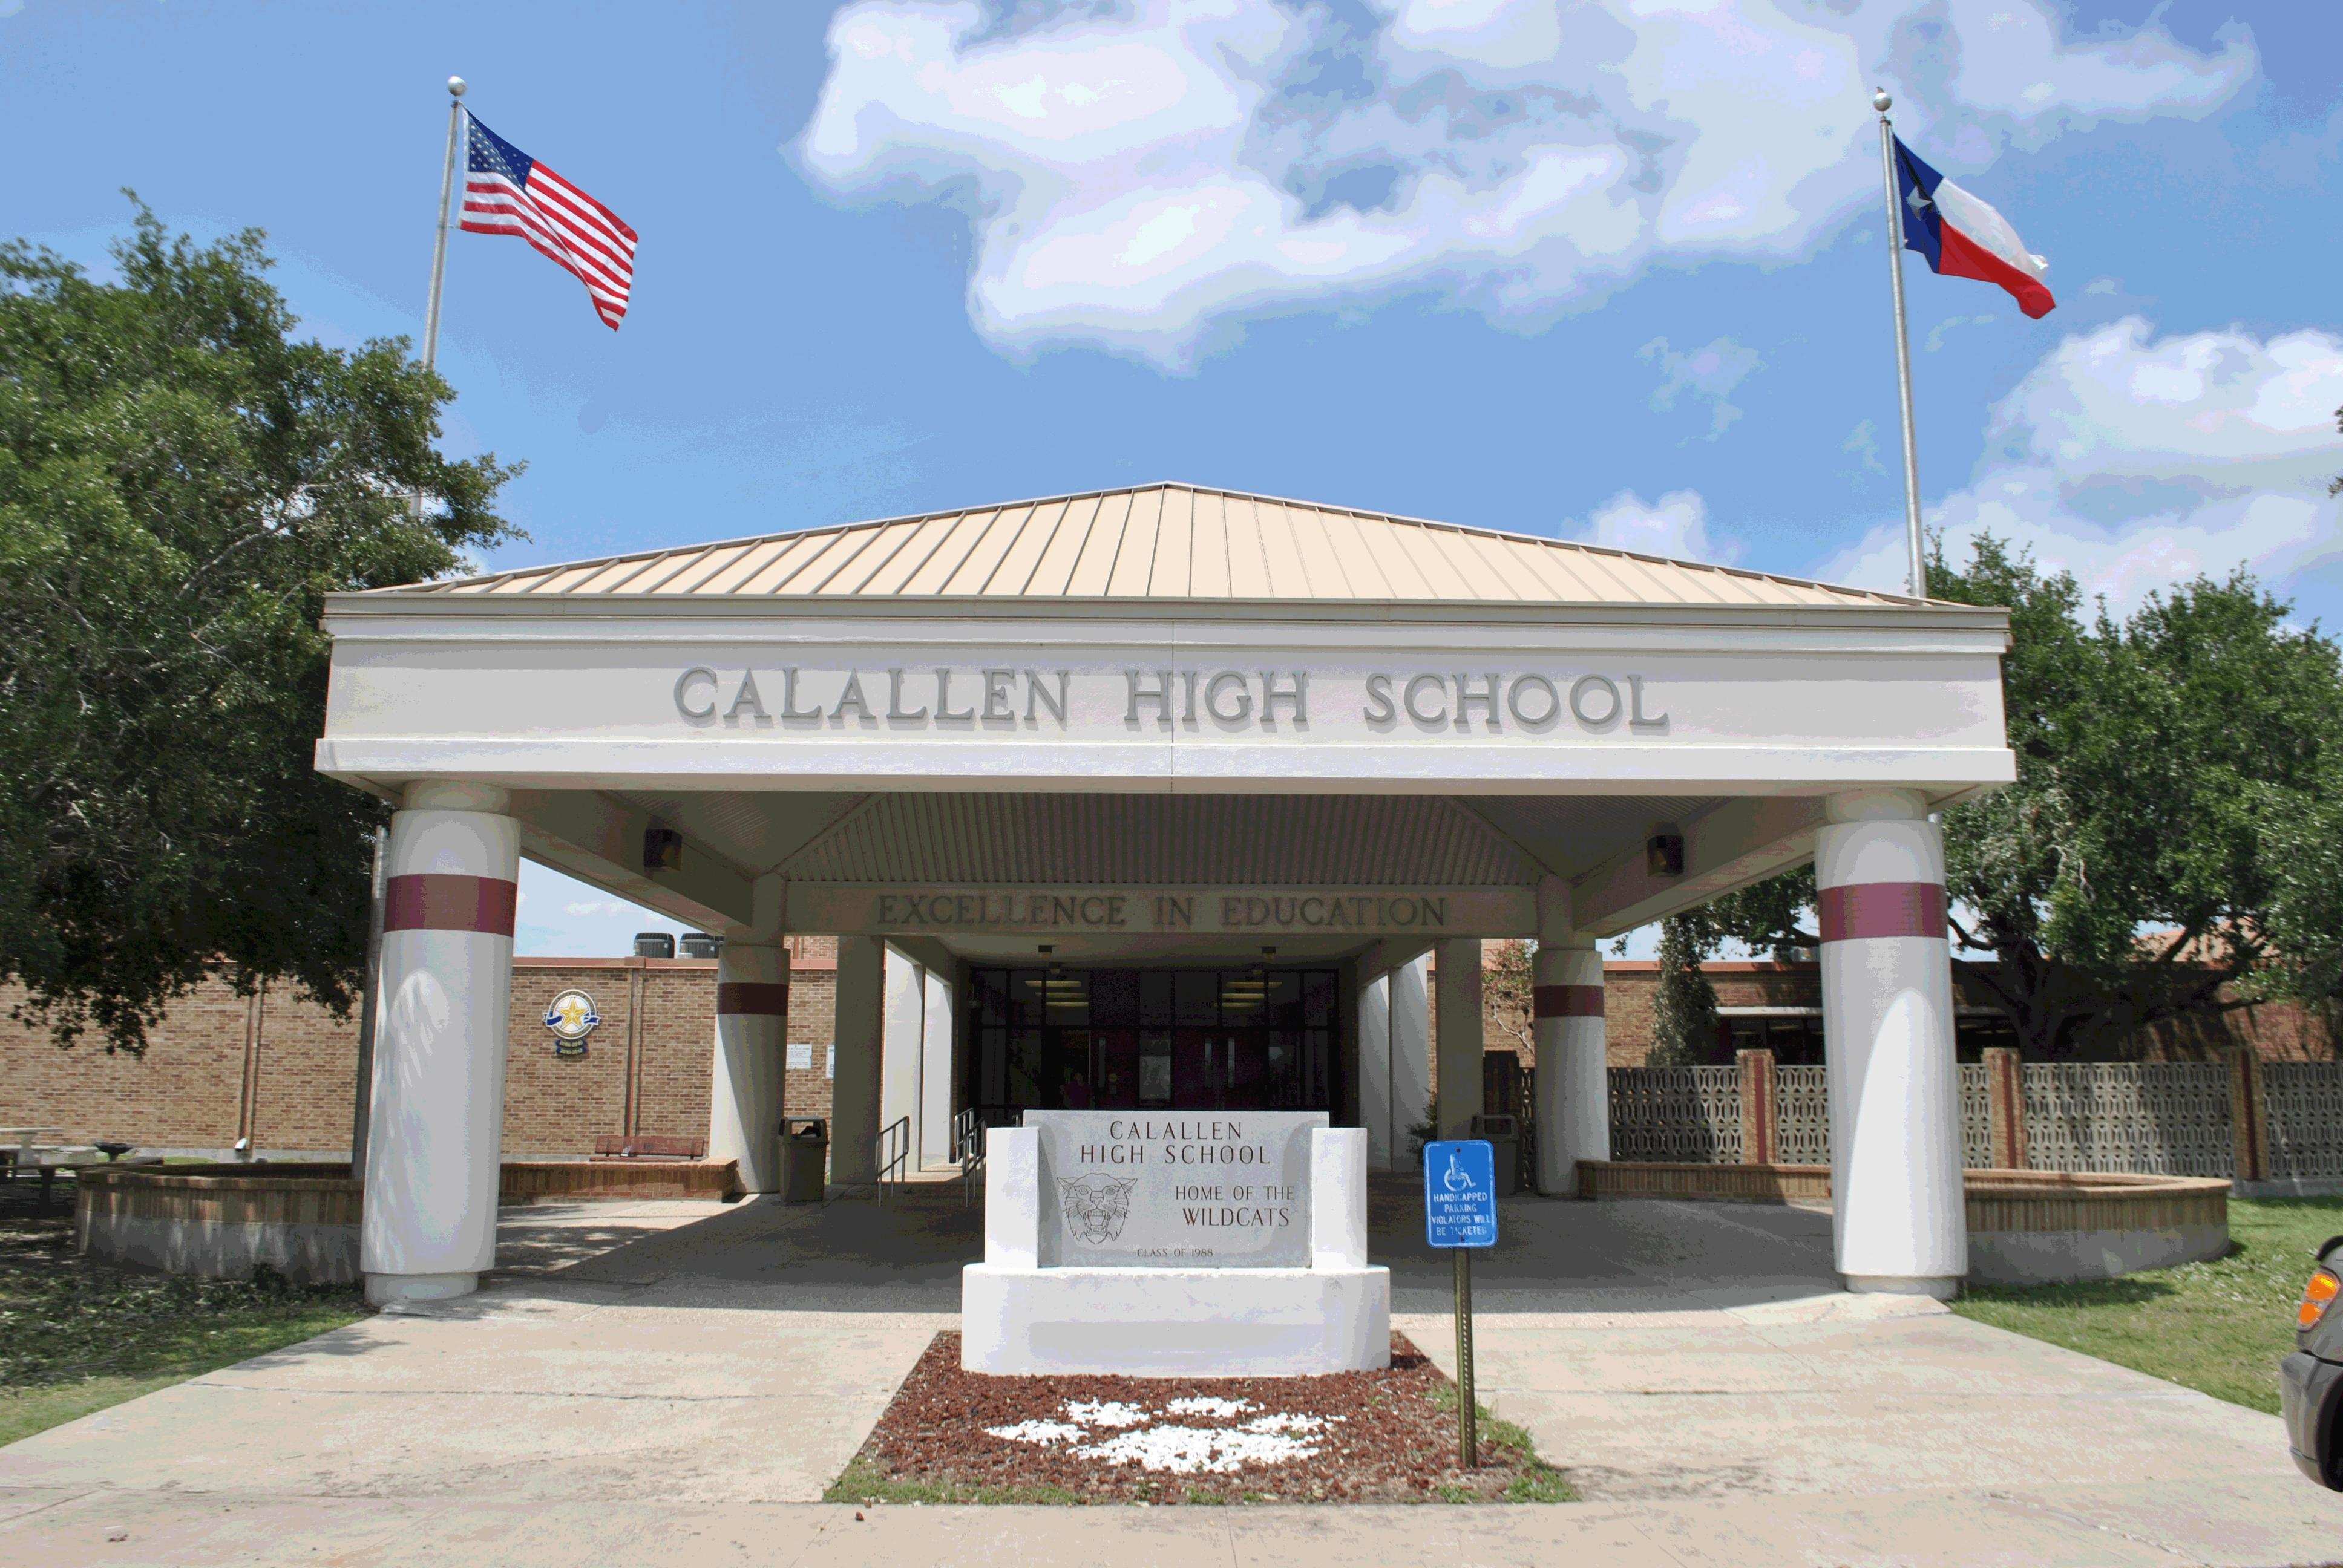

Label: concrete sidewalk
[5,1475,2342,1566]
[4,1189,2341,1565]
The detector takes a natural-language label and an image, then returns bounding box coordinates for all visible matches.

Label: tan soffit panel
[772,793,1542,887]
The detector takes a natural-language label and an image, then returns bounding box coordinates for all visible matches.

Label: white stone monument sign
[1030,1111,1319,1269]
[963,1111,1391,1376]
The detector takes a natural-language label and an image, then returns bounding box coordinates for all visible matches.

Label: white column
[359,782,519,1307]
[1434,938,1484,1139]
[1358,973,1394,1171]
[828,935,886,1186]
[880,947,922,1163]
[919,966,954,1169]
[709,936,789,1195]
[1817,788,1967,1299]
[1533,939,1608,1195]
[1390,956,1432,1167]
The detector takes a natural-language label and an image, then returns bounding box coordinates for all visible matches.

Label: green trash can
[781,1117,827,1203]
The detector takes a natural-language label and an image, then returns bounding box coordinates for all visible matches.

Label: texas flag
[1892,138,2055,319]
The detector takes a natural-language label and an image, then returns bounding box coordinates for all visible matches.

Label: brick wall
[2126,999,2341,1064]
[8,939,2330,1154]
[504,962,635,1158]
[1,950,842,1157]
[785,967,841,1131]
[1564,961,2338,1067]
[1460,949,2338,1072]
[247,984,364,1151]
[1,979,254,1150]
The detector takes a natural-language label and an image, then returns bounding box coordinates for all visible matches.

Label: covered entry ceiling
[598,788,1728,887]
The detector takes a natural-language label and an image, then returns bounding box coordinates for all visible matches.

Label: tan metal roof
[401,482,1919,609]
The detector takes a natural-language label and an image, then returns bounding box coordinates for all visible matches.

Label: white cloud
[796,1,2255,367]
[563,900,628,918]
[1843,417,1886,475]
[1932,0,2252,142]
[1924,313,1998,352]
[1817,316,2343,610]
[519,863,690,958]
[1640,336,1759,438]
[1575,488,1736,564]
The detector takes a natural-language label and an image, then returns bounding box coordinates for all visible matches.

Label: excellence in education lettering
[871,890,1452,932]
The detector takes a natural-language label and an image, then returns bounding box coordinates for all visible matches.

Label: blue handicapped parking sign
[1423,1139,1498,1249]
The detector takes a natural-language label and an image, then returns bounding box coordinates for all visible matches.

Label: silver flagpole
[422,76,467,376]
[411,76,466,528]
[369,77,466,1157]
[1875,89,1927,600]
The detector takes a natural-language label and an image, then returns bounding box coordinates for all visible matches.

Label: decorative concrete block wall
[2263,1062,2343,1183]
[1601,1052,2343,1187]
[1608,1065,1742,1163]
[2019,1062,2233,1178]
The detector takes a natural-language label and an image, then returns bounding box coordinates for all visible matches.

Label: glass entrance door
[969,965,1336,1117]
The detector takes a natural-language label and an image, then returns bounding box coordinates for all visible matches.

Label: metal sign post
[1424,1138,1498,1468]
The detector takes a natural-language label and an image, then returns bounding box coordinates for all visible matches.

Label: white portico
[316,482,2013,1307]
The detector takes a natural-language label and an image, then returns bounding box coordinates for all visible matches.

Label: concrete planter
[1576,1161,2231,1286]
[1961,1168,2230,1286]
[77,1163,362,1284]
[500,1160,741,1204]
[76,1158,741,1284]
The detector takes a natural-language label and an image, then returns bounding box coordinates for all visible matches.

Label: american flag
[458,114,637,330]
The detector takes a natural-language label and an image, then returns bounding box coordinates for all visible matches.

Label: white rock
[1165,1396,1256,1420]
[1064,1399,1151,1429]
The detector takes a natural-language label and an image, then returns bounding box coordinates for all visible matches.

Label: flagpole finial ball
[447,76,467,98]
[1873,89,1892,112]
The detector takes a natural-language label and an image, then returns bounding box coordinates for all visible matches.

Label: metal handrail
[873,1114,911,1206]
[951,1105,989,1160]
[954,1106,987,1207]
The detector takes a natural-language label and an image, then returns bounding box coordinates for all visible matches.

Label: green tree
[2257,749,2343,1008]
[1484,938,1536,1057]
[0,201,517,1052]
[1676,534,2343,1058]
[1646,916,1722,1066]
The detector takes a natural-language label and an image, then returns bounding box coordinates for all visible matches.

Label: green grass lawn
[0,1183,367,1448]
[1953,1195,2343,1414]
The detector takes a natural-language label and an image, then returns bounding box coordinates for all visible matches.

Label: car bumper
[2281,1350,2342,1488]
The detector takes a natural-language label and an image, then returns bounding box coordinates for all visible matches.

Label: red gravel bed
[830,1331,1568,1504]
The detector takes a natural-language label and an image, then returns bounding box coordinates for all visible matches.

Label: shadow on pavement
[514,1172,1847,1317]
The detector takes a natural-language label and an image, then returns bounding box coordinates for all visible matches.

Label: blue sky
[10,1,2339,956]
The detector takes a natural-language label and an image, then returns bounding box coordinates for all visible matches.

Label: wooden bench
[590,1135,707,1162]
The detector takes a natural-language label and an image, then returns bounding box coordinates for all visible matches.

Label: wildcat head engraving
[1058,1175,1138,1245]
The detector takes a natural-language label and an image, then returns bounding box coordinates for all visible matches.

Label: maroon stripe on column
[383,873,517,936]
[1818,881,1946,944]
[716,982,790,1017]
[1533,984,1603,1019]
